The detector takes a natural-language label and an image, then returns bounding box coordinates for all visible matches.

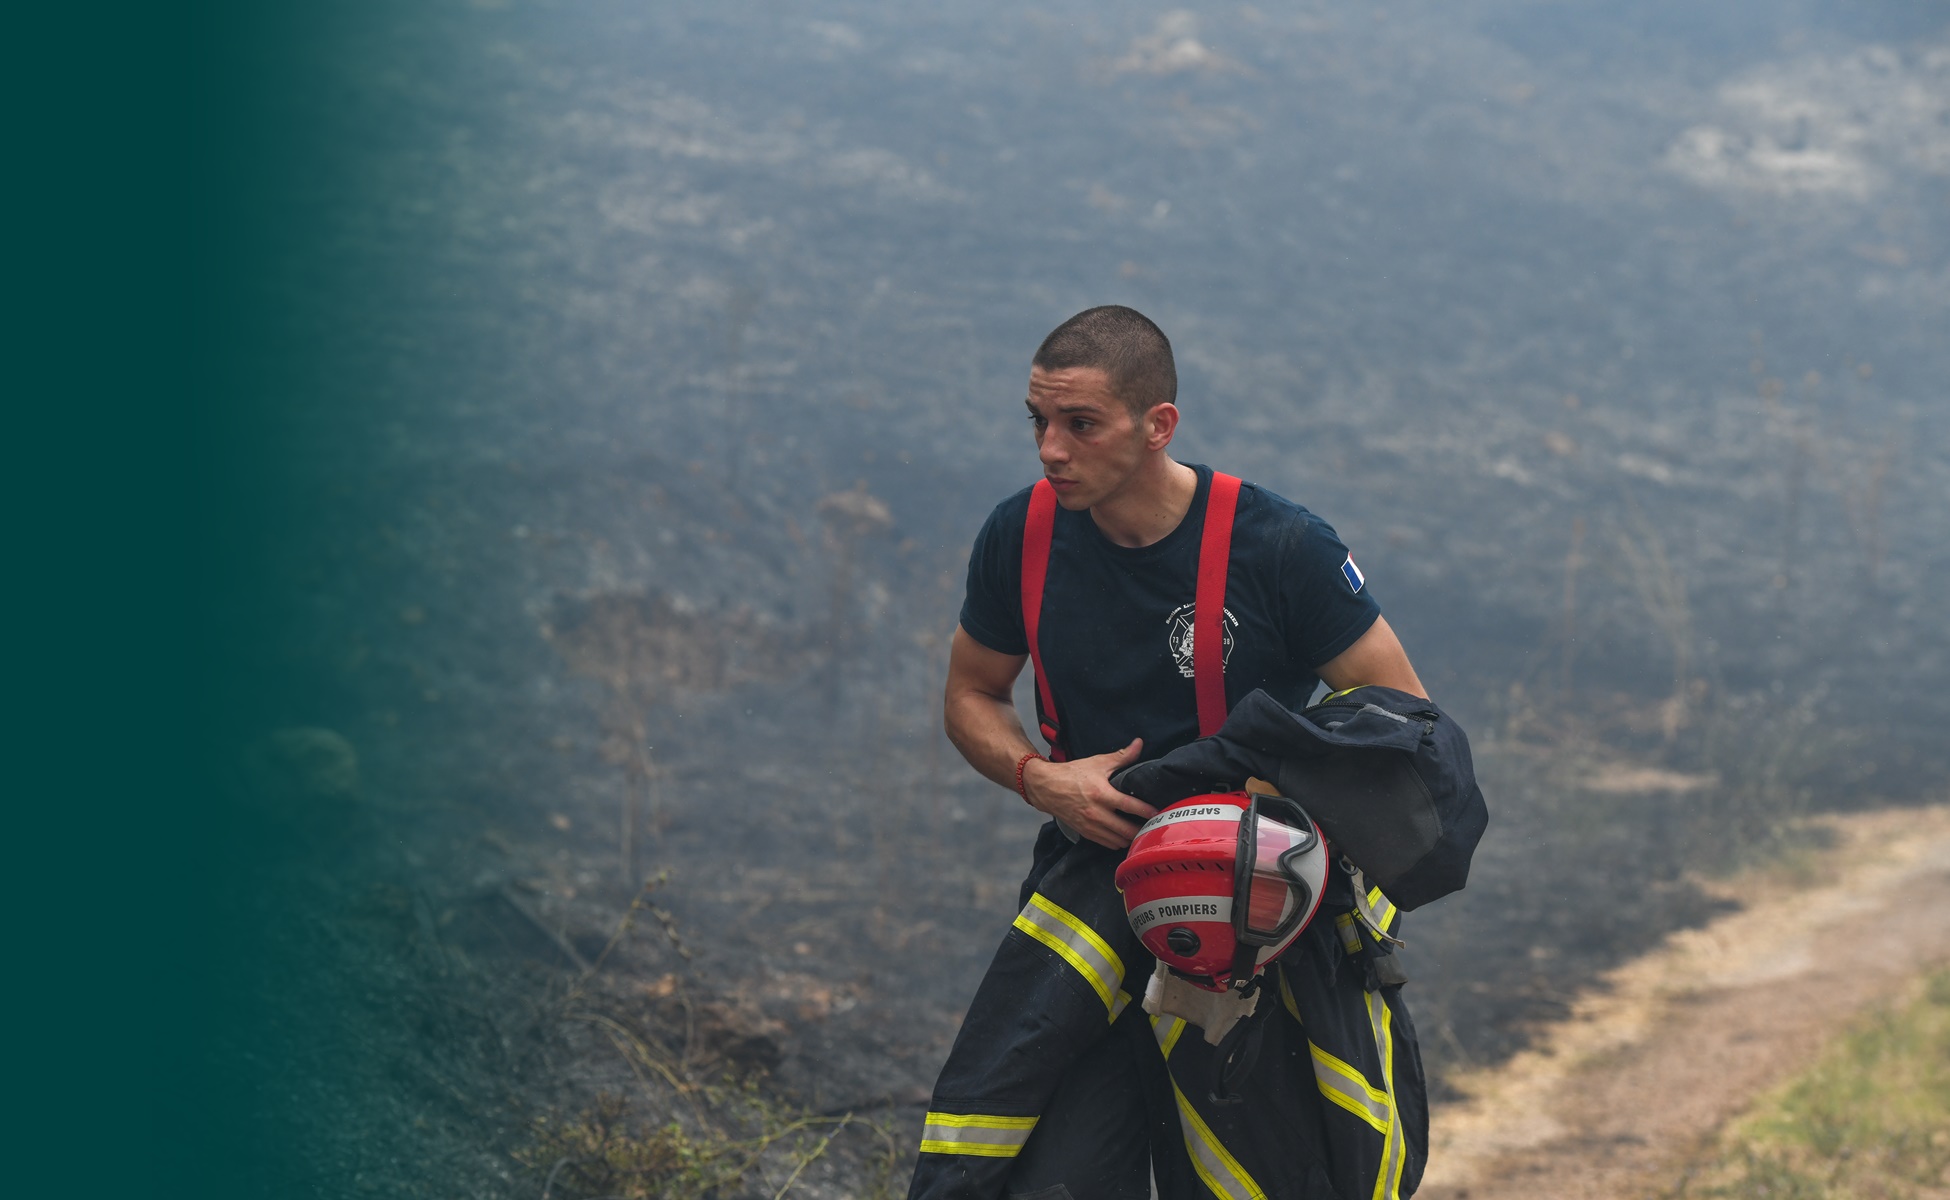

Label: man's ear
[1144,402,1180,450]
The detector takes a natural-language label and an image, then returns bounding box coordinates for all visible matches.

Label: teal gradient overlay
[181,1,355,1194]
[23,1,1942,1194]
[10,1,274,1195]
[183,2,464,1193]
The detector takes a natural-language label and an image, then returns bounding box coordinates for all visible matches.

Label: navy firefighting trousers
[910,821,1427,1200]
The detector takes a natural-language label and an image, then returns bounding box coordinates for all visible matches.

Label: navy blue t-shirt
[959,465,1382,762]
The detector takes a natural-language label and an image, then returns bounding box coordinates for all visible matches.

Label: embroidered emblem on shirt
[1341,554,1365,593]
[1165,603,1238,679]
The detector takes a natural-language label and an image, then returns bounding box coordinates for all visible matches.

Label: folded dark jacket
[1112,686,1488,911]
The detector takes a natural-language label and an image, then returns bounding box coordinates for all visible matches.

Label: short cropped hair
[1032,306,1177,416]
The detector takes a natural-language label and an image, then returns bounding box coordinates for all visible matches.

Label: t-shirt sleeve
[1280,509,1382,670]
[957,498,1029,656]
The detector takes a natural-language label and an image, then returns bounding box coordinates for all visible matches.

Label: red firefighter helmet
[1115,791,1330,992]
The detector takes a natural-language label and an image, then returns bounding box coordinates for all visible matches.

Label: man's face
[1026,366,1153,510]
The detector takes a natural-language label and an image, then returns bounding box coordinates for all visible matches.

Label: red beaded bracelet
[1014,751,1045,804]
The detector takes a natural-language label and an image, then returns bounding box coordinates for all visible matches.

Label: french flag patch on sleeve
[1341,554,1365,593]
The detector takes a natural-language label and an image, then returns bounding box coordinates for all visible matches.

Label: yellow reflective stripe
[1368,989,1407,1200]
[1278,965,1304,1024]
[917,1111,1038,1158]
[923,1113,1039,1129]
[1308,1042,1391,1133]
[1172,1075,1267,1199]
[1027,892,1125,980]
[1153,1012,1188,1058]
[1365,887,1398,934]
[1279,963,1408,1199]
[1151,1015,1267,1200]
[1322,686,1367,702]
[1335,911,1364,957]
[1013,893,1127,1020]
[917,1143,1020,1158]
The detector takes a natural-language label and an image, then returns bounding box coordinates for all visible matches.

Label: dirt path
[1417,804,1950,1200]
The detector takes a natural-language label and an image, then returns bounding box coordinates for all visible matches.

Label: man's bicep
[947,624,1028,702]
[958,503,1029,656]
[1315,616,1427,699]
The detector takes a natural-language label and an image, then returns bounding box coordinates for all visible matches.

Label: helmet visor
[1238,801,1319,943]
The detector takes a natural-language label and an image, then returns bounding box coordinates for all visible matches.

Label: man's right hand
[1021,738,1157,849]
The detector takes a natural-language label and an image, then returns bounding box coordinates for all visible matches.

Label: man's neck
[1089,457,1201,548]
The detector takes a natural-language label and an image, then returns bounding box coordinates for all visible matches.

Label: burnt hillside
[206,1,1950,1194]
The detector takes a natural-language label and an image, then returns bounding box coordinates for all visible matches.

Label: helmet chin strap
[1228,942,1259,990]
[1207,992,1271,1106]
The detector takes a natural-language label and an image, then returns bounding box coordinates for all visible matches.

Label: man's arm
[944,625,1157,849]
[1315,615,1428,699]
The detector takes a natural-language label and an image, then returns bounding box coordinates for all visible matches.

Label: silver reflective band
[1013,892,1129,1020]
[917,1112,1038,1158]
[1367,987,1409,1199]
[1128,894,1235,935]
[1308,1044,1392,1133]
[1282,969,1409,1199]
[1152,1016,1267,1200]
[1353,874,1404,946]
[1136,803,1243,837]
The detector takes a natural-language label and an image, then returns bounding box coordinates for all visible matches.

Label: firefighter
[912,305,1435,1200]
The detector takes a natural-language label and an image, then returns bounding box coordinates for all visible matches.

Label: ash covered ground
[213,1,1950,1194]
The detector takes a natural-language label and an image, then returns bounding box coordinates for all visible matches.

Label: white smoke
[1665,43,1950,200]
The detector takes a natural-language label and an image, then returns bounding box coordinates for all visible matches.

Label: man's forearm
[944,689,1041,792]
[944,673,1155,847]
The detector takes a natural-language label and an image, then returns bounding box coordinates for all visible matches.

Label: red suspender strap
[1023,471,1241,758]
[1194,473,1242,737]
[1021,479,1066,761]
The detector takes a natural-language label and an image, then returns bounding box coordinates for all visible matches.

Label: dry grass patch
[1669,967,1950,1199]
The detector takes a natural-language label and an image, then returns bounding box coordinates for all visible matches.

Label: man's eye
[1072,420,1092,432]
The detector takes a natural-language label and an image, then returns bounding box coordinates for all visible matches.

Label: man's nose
[1039,433,1068,466]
